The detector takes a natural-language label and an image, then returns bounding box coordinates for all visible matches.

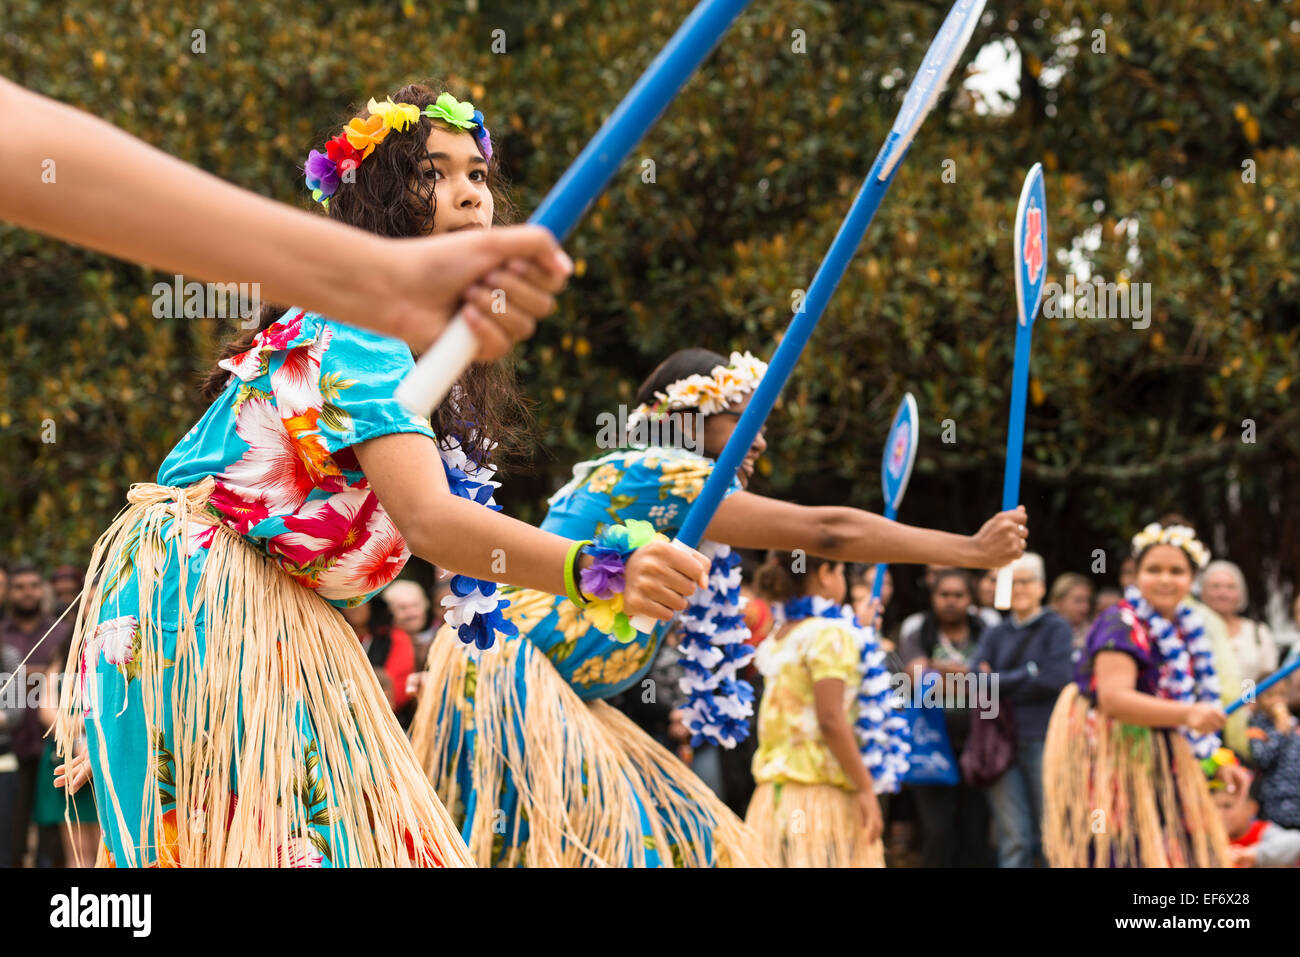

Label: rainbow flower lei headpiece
[303,91,492,208]
[1130,522,1211,570]
[626,352,767,437]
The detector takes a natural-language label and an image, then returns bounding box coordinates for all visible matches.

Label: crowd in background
[3,546,1299,868]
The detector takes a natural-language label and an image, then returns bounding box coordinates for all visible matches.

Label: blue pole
[531,0,752,240]
[1226,656,1300,715]
[396,0,754,415]
[1000,324,1034,511]
[676,137,909,548]
[869,505,898,603]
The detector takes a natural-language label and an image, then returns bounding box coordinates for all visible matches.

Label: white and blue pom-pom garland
[771,595,912,795]
[436,437,518,650]
[1121,585,1221,758]
[675,543,757,750]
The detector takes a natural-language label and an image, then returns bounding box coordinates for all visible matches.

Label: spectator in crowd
[1245,682,1300,830]
[1118,555,1137,590]
[0,642,25,867]
[899,564,945,649]
[1219,775,1300,868]
[1094,586,1122,618]
[48,566,84,614]
[974,553,1074,868]
[900,568,990,867]
[382,579,435,672]
[35,632,98,866]
[974,569,1003,629]
[1048,572,1093,650]
[1,562,70,867]
[341,600,416,727]
[0,561,9,616]
[1201,560,1278,684]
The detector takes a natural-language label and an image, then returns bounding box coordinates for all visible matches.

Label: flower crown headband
[1130,522,1211,570]
[303,91,493,209]
[628,352,768,431]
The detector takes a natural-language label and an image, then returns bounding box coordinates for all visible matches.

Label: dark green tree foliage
[1,1,1296,614]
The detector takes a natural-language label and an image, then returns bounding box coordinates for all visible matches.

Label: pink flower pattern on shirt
[159,309,438,606]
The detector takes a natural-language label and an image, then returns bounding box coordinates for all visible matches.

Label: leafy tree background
[2,0,1297,622]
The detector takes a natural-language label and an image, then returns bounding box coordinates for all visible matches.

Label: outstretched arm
[705,490,1027,569]
[355,432,709,622]
[0,75,571,355]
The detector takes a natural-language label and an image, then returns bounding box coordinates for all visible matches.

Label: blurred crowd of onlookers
[4,547,1298,868]
[722,551,1300,868]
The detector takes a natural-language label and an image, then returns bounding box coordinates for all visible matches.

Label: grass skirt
[745,780,885,867]
[409,623,770,867]
[53,479,472,867]
[1042,684,1231,868]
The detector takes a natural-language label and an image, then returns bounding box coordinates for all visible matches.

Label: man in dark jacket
[1,563,70,867]
[973,552,1074,868]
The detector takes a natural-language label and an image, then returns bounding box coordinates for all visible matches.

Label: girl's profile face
[1135,544,1194,616]
[701,394,766,488]
[411,126,494,235]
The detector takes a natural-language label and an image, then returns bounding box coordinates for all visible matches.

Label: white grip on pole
[394,314,478,417]
[628,537,695,635]
[994,564,1014,610]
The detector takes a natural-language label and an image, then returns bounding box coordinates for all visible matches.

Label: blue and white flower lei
[771,595,912,794]
[436,437,517,650]
[675,542,757,750]
[1122,585,1221,758]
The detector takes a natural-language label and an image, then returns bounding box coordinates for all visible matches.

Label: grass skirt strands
[53,479,472,867]
[410,620,770,868]
[1042,684,1231,868]
[745,780,884,867]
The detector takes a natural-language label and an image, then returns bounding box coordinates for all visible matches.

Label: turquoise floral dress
[79,307,442,867]
[424,445,753,866]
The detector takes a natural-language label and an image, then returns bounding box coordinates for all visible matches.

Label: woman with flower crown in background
[409,346,1030,867]
[1042,521,1252,867]
[50,83,709,867]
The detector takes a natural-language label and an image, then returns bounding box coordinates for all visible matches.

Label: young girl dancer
[51,83,708,867]
[745,550,905,866]
[411,347,1028,867]
[1043,521,1251,867]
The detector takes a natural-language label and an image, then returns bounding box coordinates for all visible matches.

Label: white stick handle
[394,313,478,417]
[994,564,1013,610]
[628,537,694,634]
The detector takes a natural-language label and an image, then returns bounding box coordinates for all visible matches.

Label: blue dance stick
[869,393,919,605]
[1226,656,1300,715]
[396,0,754,415]
[628,0,988,632]
[992,163,1048,609]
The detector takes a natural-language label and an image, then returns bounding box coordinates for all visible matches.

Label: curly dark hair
[199,80,533,468]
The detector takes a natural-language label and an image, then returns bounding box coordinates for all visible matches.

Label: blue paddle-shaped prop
[1225,656,1300,716]
[629,0,988,633]
[869,392,920,604]
[395,0,753,415]
[993,162,1049,610]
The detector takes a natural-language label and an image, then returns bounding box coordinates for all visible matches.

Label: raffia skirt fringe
[53,478,472,867]
[1041,683,1231,868]
[409,625,770,867]
[744,780,885,867]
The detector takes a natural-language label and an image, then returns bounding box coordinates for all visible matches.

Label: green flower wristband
[564,539,593,608]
